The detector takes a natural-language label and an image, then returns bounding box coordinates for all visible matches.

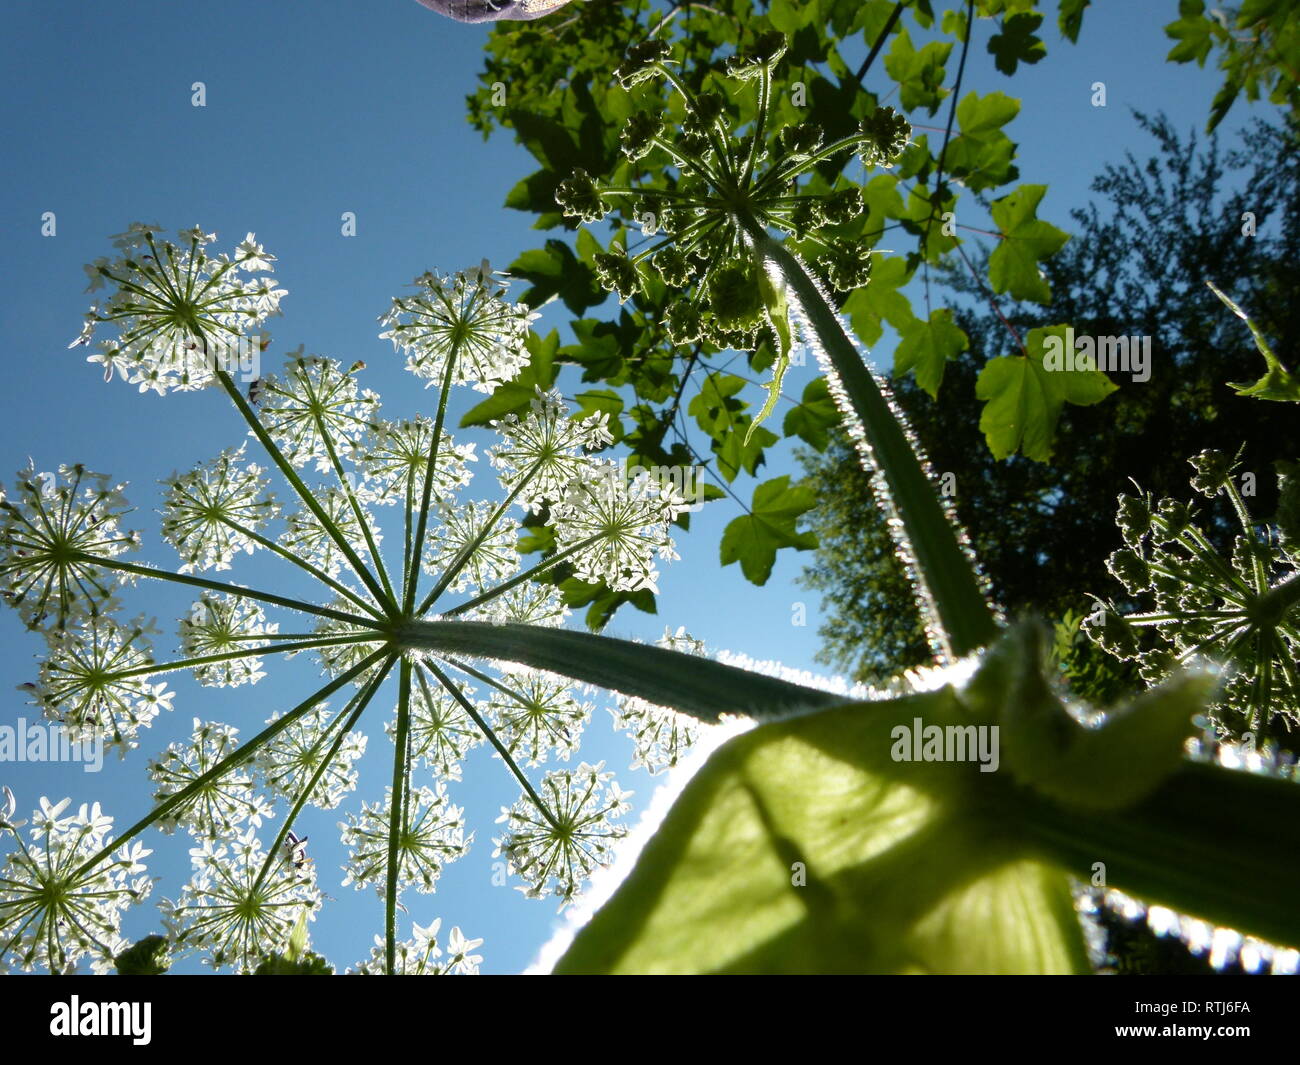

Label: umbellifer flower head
[1086,450,1300,736]
[556,34,911,351]
[71,225,284,395]
[0,225,676,971]
[0,795,152,973]
[380,264,538,393]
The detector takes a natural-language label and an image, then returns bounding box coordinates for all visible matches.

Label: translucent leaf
[553,687,1090,974]
[988,185,1069,304]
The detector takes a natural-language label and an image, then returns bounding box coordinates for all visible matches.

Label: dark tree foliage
[803,116,1299,695]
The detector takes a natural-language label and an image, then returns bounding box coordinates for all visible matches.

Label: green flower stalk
[556,33,996,661]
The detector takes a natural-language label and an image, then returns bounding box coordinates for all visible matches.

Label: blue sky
[0,1,1261,973]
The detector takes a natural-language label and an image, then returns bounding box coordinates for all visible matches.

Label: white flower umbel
[340,784,469,896]
[279,485,373,579]
[0,463,139,629]
[0,796,152,973]
[257,352,382,473]
[179,592,278,687]
[32,615,174,752]
[350,918,483,975]
[257,706,367,810]
[164,829,319,973]
[72,225,284,394]
[351,417,476,507]
[422,500,520,594]
[488,667,592,767]
[380,265,537,393]
[494,761,631,907]
[148,719,272,838]
[489,388,614,511]
[398,677,482,782]
[161,447,279,573]
[551,460,685,593]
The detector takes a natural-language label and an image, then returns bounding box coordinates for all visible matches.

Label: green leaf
[559,577,657,631]
[553,687,1090,974]
[720,475,818,584]
[769,0,816,33]
[843,255,916,347]
[883,28,953,114]
[507,240,604,313]
[893,308,969,397]
[459,329,560,427]
[1058,0,1090,43]
[974,325,1117,461]
[943,90,1021,191]
[114,935,171,975]
[1164,0,1214,65]
[782,377,840,451]
[988,184,1069,304]
[1208,281,1300,401]
[253,952,335,975]
[688,373,748,438]
[987,12,1047,76]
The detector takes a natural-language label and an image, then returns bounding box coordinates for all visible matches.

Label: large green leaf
[720,475,818,584]
[553,686,1090,974]
[988,184,1069,304]
[893,307,969,397]
[975,325,1117,460]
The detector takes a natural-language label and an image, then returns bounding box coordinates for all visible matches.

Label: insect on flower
[283,831,313,874]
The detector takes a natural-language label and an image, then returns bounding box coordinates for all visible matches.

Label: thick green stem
[396,619,842,723]
[742,219,997,659]
[1009,761,1300,949]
